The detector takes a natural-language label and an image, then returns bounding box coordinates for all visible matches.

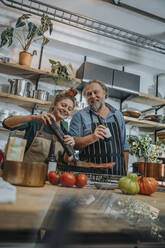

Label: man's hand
[63,154,75,163]
[93,125,107,140]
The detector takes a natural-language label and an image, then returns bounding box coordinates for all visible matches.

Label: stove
[85,173,121,183]
[57,162,121,186]
[84,173,121,189]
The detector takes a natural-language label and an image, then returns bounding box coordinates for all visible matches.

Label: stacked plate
[143,114,162,122]
[157,132,165,142]
[122,110,141,118]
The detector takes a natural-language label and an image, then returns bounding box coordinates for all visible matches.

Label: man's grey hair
[83,80,108,98]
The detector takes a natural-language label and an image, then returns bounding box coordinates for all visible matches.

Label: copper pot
[2,160,48,187]
[155,163,165,181]
[133,162,165,180]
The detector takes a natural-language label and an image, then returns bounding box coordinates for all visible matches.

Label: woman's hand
[63,135,75,147]
[32,113,56,125]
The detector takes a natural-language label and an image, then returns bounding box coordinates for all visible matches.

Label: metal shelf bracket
[1,0,165,55]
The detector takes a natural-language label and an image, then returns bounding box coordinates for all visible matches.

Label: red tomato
[48,171,60,185]
[60,173,76,187]
[76,174,88,188]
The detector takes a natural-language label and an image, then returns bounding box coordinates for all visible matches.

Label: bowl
[122,110,141,118]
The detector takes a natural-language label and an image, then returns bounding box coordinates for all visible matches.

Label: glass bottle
[97,115,112,142]
[46,139,57,174]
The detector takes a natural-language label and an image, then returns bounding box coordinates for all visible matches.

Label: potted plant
[128,135,165,178]
[0,13,53,67]
[128,135,164,163]
[49,59,75,85]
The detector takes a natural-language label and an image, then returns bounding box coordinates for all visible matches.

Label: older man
[69,80,129,175]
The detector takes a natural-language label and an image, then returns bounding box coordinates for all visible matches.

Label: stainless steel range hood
[76,62,140,100]
[77,80,139,101]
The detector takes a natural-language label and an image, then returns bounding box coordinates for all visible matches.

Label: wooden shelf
[0,92,52,109]
[0,61,47,80]
[1,62,165,133]
[0,126,8,132]
[124,116,165,130]
[1,62,165,106]
[131,93,165,107]
[0,61,81,86]
[1,117,165,132]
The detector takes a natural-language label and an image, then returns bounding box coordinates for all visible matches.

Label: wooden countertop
[0,182,57,231]
[0,182,165,235]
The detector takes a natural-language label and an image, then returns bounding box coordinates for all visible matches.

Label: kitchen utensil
[37,90,46,101]
[48,119,75,157]
[64,160,115,168]
[8,79,33,97]
[0,110,9,122]
[157,132,165,141]
[157,131,165,137]
[3,160,48,187]
[155,163,165,181]
[0,150,47,187]
[33,89,49,101]
[53,89,64,96]
[122,110,141,118]
[37,90,48,101]
[143,114,162,122]
[133,162,165,181]
[0,56,10,63]
[94,182,118,190]
[158,138,165,142]
[26,81,33,97]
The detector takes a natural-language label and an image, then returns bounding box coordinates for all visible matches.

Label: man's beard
[90,101,103,112]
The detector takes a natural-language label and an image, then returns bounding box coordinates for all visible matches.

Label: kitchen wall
[0,1,165,171]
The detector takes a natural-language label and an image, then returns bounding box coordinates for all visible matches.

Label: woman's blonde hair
[49,89,77,113]
[83,80,108,98]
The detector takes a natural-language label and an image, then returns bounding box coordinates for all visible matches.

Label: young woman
[2,89,76,163]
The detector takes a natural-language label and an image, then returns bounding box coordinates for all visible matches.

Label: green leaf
[42,37,49,46]
[0,27,14,47]
[52,75,58,83]
[8,37,13,47]
[27,22,37,39]
[49,59,56,65]
[15,20,26,28]
[68,63,73,72]
[0,13,53,52]
[21,14,31,20]
[37,30,43,36]
[0,37,7,47]
[15,14,30,28]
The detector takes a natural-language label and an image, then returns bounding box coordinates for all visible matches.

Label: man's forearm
[74,134,98,150]
[124,151,129,173]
